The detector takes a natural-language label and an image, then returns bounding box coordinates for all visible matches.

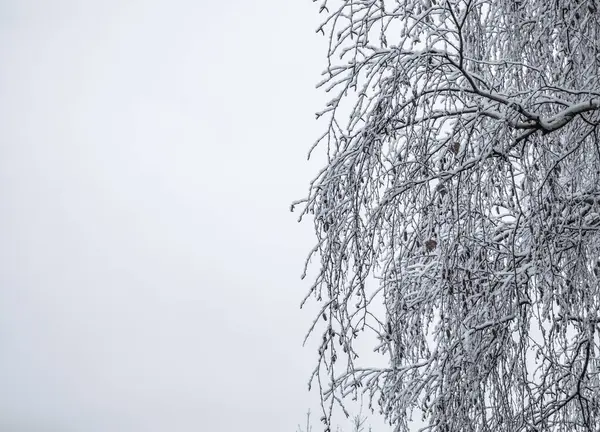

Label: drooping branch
[299,1,600,431]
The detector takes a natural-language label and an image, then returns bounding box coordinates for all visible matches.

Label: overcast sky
[0,1,369,431]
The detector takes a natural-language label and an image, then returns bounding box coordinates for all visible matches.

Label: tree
[294,1,600,431]
[297,410,373,432]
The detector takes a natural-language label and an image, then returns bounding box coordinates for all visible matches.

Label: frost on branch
[297,1,600,431]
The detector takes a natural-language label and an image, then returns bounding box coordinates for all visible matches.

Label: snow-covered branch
[298,1,600,430]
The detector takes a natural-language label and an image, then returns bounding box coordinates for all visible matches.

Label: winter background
[0,1,388,431]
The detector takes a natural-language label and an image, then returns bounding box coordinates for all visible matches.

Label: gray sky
[0,1,342,431]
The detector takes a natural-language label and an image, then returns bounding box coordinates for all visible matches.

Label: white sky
[0,1,362,431]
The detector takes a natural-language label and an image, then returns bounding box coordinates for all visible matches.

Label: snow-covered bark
[296,1,600,431]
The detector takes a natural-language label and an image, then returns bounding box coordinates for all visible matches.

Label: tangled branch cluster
[296,0,600,431]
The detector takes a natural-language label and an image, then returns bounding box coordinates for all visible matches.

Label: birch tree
[295,1,600,431]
